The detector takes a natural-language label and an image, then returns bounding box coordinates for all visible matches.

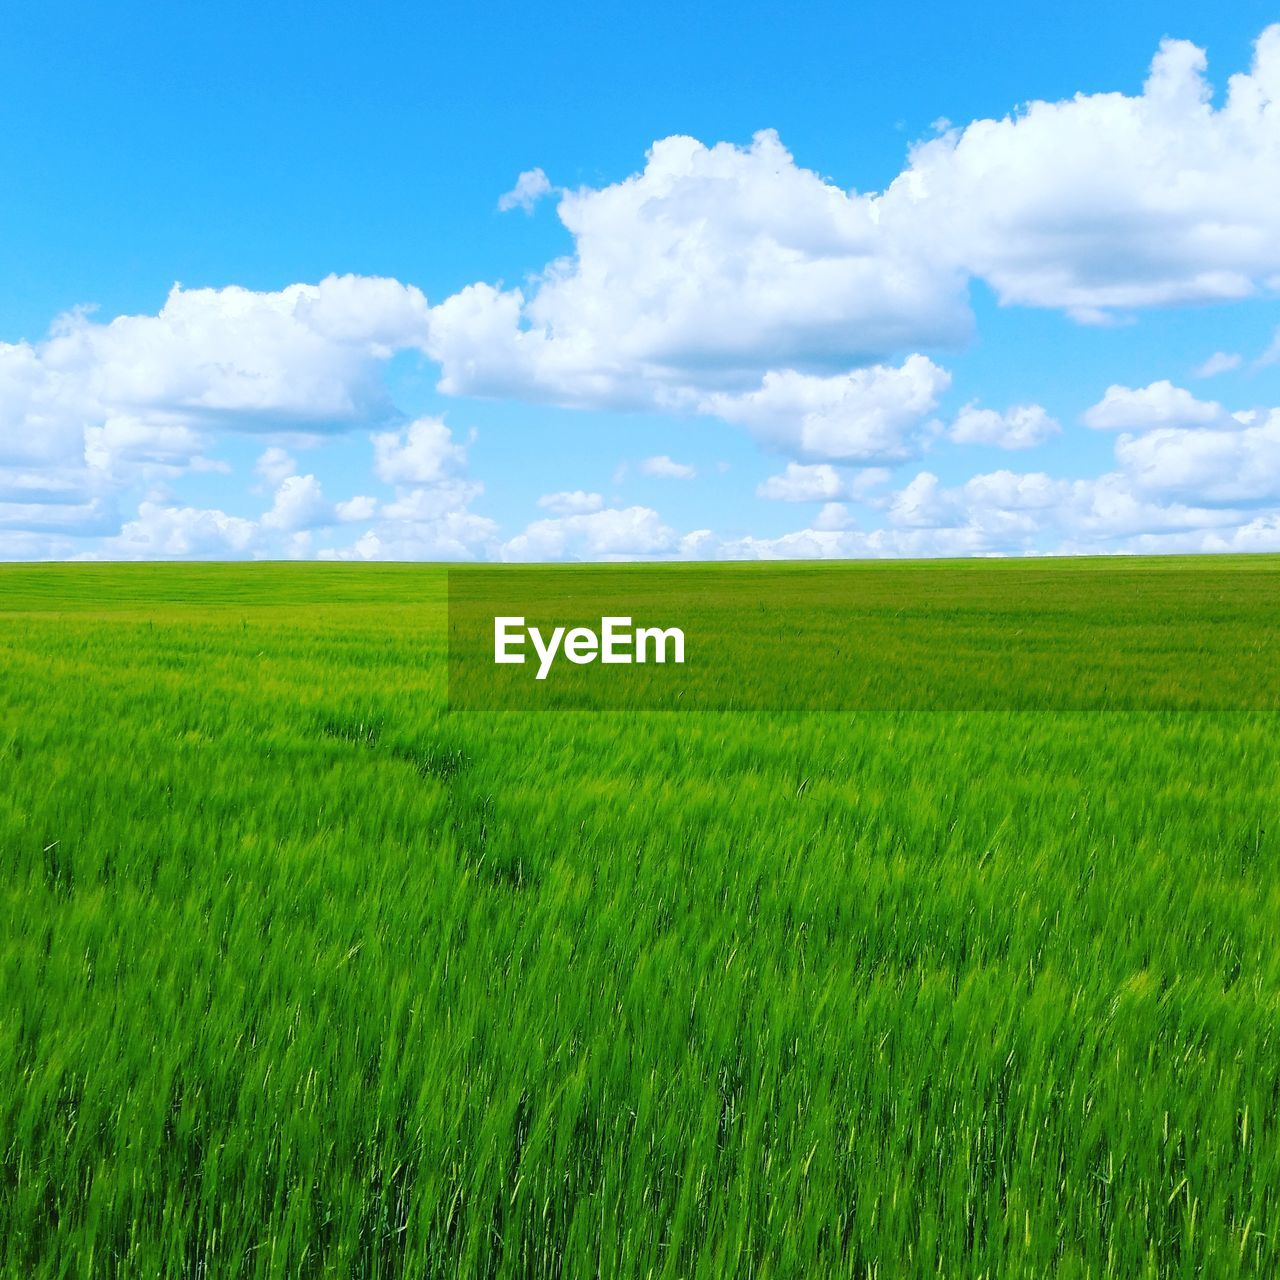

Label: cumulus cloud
[1115,410,1280,503]
[757,463,847,503]
[702,524,994,561]
[497,168,554,213]
[813,502,855,531]
[638,455,697,479]
[5,276,430,471]
[1176,514,1280,553]
[81,417,228,479]
[420,24,1280,441]
[506,459,1249,562]
[372,417,467,485]
[703,356,949,461]
[875,467,1240,551]
[756,463,890,502]
[319,418,495,561]
[885,27,1280,319]
[335,494,378,522]
[0,530,83,561]
[0,496,115,536]
[0,469,92,505]
[503,506,687,561]
[48,275,428,432]
[806,386,1280,556]
[261,474,330,532]
[949,402,1059,449]
[0,275,433,550]
[107,503,259,559]
[317,511,498,561]
[258,473,381,533]
[426,131,970,418]
[11,26,1280,561]
[255,446,297,486]
[1083,381,1227,431]
[537,490,604,515]
[380,481,484,522]
[74,410,494,562]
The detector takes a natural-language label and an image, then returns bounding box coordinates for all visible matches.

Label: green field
[2,560,1279,1278]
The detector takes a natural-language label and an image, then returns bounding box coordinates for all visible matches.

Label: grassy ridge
[1,560,1278,1277]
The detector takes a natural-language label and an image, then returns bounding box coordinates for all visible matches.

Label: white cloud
[508,449,1265,563]
[421,25,1280,438]
[0,531,83,561]
[703,355,950,461]
[0,332,90,467]
[886,472,959,528]
[426,131,969,416]
[851,467,893,496]
[813,502,855,531]
[380,480,484,522]
[959,469,1068,512]
[108,502,259,559]
[537,490,604,515]
[0,275,434,554]
[0,469,90,505]
[0,497,115,535]
[756,463,891,502]
[704,525,994,561]
[1110,522,1278,554]
[255,446,297,486]
[318,511,498,562]
[638,455,696,479]
[259,474,381,533]
[1083,380,1227,431]
[1115,410,1280,502]
[82,416,227,479]
[372,417,466,485]
[1193,351,1242,378]
[88,412,497,560]
[0,277,430,471]
[503,506,682,561]
[886,27,1280,318]
[497,168,554,214]
[335,494,378,522]
[757,463,847,502]
[55,275,428,431]
[949,402,1059,449]
[11,27,1280,562]
[875,466,1241,551]
[316,419,495,560]
[262,474,329,532]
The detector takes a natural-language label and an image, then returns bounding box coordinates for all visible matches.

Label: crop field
[2,559,1279,1278]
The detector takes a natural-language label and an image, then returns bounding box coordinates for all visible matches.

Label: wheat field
[1,561,1278,1278]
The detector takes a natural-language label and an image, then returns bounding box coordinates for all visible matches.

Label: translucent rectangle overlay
[447,562,1280,712]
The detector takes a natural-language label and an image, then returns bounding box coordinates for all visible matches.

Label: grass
[1,559,1278,1278]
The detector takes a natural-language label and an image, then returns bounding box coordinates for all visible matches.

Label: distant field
[2,559,1279,1278]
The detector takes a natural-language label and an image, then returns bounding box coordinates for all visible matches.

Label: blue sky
[3,1,1280,559]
